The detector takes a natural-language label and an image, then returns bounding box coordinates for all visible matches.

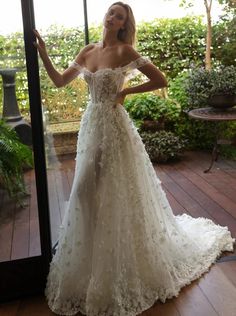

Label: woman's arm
[33,29,90,88]
[116,45,167,105]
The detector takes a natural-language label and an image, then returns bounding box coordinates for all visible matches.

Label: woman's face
[104,5,127,32]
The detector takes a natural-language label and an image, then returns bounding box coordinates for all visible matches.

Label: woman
[34,2,234,316]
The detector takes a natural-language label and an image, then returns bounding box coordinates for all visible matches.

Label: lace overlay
[45,57,235,316]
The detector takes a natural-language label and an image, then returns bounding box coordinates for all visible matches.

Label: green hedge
[0,17,235,156]
[0,17,208,121]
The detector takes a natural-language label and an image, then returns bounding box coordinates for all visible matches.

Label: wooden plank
[0,299,20,316]
[47,169,61,246]
[185,152,236,186]
[186,150,236,178]
[172,281,218,316]
[0,192,15,262]
[155,167,215,220]
[182,152,236,204]
[11,171,31,260]
[0,188,4,211]
[223,157,236,171]
[29,170,41,257]
[141,299,180,316]
[198,264,236,316]
[161,163,236,235]
[11,220,29,260]
[54,169,70,222]
[217,261,236,287]
[16,296,56,316]
[66,168,75,191]
[162,185,190,216]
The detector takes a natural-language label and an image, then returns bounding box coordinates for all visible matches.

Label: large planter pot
[140,118,165,132]
[208,94,236,110]
[46,121,80,156]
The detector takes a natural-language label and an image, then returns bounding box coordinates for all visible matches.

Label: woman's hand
[33,29,48,60]
[114,89,127,108]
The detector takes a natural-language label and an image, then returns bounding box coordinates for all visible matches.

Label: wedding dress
[45,56,235,316]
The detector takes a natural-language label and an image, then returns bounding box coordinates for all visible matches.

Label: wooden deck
[0,150,236,315]
[0,150,236,262]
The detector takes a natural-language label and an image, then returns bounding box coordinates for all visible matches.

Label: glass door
[0,0,51,301]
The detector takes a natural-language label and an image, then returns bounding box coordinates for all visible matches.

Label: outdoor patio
[1,149,236,315]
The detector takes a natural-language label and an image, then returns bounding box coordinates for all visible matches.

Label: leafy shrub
[140,130,187,163]
[168,71,190,111]
[212,15,236,67]
[0,120,33,200]
[124,93,181,129]
[40,72,88,122]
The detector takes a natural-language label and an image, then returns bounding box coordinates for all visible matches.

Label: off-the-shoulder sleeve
[122,56,151,81]
[124,56,151,71]
[68,60,84,78]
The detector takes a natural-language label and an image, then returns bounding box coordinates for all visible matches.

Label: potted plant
[124,93,181,131]
[208,66,236,108]
[185,65,236,110]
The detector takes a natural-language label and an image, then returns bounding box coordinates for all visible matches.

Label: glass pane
[33,0,86,248]
[0,0,41,261]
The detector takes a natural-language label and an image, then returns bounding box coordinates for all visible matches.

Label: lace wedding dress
[45,56,235,316]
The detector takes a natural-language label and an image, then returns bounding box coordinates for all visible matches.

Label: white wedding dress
[45,56,235,316]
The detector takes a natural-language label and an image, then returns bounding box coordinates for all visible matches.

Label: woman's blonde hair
[107,2,136,46]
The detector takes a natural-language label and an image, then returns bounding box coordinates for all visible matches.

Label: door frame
[0,0,52,302]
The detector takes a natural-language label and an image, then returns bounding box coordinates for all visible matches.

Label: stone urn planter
[208,94,236,110]
[0,68,32,146]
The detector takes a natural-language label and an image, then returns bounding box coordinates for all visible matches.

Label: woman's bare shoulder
[119,44,141,63]
[74,43,97,64]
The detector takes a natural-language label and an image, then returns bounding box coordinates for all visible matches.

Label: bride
[33,2,235,316]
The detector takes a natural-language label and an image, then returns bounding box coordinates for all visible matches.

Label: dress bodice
[69,56,150,104]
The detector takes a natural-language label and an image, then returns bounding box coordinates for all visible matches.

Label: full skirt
[45,101,235,316]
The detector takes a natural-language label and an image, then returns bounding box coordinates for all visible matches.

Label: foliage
[0,120,33,200]
[218,0,236,10]
[175,0,236,66]
[40,71,88,122]
[124,93,181,129]
[1,17,235,123]
[137,16,206,79]
[168,71,190,110]
[209,65,236,95]
[212,16,236,66]
[140,130,187,163]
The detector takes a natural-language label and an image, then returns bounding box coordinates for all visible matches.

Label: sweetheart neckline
[83,66,124,75]
[72,56,146,75]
